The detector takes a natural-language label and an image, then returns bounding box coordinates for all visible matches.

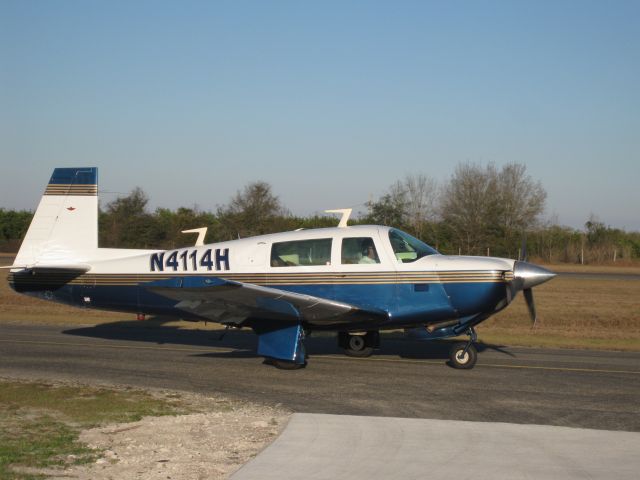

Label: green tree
[364,190,408,229]
[216,181,288,239]
[99,187,155,248]
[0,209,33,251]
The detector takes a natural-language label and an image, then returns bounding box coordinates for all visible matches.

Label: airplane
[6,167,556,370]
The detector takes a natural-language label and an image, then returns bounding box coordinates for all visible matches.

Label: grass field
[479,275,640,350]
[0,380,192,480]
[2,255,639,350]
[539,262,640,275]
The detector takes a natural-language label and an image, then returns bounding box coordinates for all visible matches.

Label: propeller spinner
[511,261,556,327]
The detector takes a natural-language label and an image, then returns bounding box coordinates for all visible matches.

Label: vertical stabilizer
[14,168,99,266]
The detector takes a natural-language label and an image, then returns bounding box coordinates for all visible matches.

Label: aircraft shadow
[63,317,259,351]
[63,317,515,363]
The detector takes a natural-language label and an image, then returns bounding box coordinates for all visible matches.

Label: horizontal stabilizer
[1,263,91,273]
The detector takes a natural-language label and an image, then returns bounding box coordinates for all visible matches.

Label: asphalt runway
[558,271,640,281]
[1,322,639,432]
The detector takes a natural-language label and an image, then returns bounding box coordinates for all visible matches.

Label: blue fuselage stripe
[10,278,508,327]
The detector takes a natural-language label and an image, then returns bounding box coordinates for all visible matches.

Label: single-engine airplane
[6,168,556,369]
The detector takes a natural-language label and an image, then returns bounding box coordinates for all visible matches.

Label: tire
[264,357,307,370]
[343,334,374,358]
[448,342,478,369]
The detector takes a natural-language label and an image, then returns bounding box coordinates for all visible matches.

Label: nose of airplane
[513,261,557,290]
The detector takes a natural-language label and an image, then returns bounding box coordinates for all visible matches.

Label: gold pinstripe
[44,184,98,196]
[8,270,514,287]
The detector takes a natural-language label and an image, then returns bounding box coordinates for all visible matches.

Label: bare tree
[365,174,438,237]
[402,174,439,237]
[496,163,546,240]
[440,162,545,255]
[440,163,497,254]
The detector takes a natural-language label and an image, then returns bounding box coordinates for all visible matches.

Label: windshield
[388,229,439,263]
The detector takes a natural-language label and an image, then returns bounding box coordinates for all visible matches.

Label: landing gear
[339,331,379,358]
[264,357,307,370]
[448,327,478,369]
[256,322,307,370]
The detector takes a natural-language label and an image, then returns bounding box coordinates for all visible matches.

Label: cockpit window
[388,229,438,263]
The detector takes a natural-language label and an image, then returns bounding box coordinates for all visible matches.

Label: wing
[144,276,389,326]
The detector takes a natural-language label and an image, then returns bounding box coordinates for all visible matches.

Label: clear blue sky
[1,0,638,230]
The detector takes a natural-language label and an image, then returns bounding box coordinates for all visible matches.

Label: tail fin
[14,168,98,266]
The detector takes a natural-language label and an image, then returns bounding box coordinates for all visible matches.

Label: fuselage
[9,225,516,333]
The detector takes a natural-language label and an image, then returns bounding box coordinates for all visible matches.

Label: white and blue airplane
[6,168,555,369]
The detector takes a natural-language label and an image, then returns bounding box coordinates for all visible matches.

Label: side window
[341,237,380,264]
[271,238,332,267]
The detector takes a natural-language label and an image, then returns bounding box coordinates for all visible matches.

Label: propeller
[520,233,528,262]
[511,260,555,329]
[523,287,537,328]
[518,231,540,326]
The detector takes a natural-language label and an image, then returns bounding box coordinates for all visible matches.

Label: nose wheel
[448,327,478,369]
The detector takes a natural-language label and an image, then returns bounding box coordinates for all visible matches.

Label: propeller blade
[523,288,537,328]
[520,234,528,262]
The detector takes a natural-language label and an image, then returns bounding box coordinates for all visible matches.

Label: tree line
[1,162,639,264]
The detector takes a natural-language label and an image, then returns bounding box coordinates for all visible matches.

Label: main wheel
[264,357,307,370]
[448,342,478,369]
[343,333,374,358]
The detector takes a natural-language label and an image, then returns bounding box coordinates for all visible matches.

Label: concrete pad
[231,413,640,480]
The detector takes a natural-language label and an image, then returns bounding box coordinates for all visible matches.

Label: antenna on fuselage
[325,208,352,228]
[181,227,208,246]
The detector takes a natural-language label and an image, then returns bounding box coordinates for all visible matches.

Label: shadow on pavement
[63,317,516,364]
